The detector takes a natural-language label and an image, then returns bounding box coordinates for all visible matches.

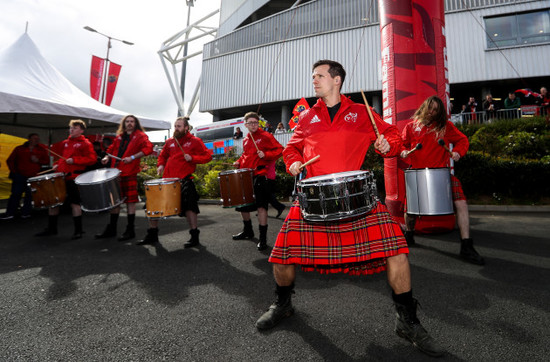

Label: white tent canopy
[0,33,170,142]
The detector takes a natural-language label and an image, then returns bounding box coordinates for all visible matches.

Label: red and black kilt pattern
[451,175,466,201]
[120,175,139,203]
[269,201,408,276]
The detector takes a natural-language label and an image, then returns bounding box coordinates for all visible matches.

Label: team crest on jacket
[344,112,358,123]
[184,142,191,147]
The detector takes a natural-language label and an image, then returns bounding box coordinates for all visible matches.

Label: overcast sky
[0,0,220,141]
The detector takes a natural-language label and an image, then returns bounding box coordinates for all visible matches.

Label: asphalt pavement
[0,202,549,361]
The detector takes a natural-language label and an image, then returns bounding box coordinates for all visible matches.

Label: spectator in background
[1,133,49,220]
[482,94,498,122]
[233,127,243,139]
[504,92,521,119]
[536,87,550,117]
[274,122,286,134]
[465,97,478,125]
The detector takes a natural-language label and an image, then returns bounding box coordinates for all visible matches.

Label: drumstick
[37,168,55,175]
[299,155,320,170]
[109,192,114,206]
[405,143,423,157]
[248,132,260,152]
[360,90,380,138]
[174,138,187,157]
[437,139,454,157]
[106,153,122,161]
[46,148,67,161]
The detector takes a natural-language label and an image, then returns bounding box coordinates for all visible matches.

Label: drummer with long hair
[400,95,484,265]
[231,112,283,251]
[137,116,212,247]
[254,60,443,357]
[95,115,153,242]
[35,119,97,239]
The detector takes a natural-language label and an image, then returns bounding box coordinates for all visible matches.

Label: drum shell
[218,169,255,208]
[144,178,181,219]
[297,170,378,222]
[404,168,454,216]
[27,172,66,209]
[75,168,124,212]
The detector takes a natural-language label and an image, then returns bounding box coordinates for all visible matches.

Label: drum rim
[75,168,121,185]
[28,172,65,182]
[404,167,450,173]
[298,171,371,185]
[144,177,180,185]
[219,168,254,176]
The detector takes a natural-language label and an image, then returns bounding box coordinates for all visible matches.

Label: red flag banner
[515,89,541,98]
[90,55,104,101]
[288,114,299,130]
[292,97,310,115]
[104,61,122,106]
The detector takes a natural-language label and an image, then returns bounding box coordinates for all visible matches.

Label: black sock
[276,283,295,305]
[73,216,83,234]
[392,289,413,306]
[127,214,135,228]
[109,213,119,226]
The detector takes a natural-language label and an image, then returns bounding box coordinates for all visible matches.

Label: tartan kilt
[120,175,139,203]
[269,201,408,276]
[451,175,466,201]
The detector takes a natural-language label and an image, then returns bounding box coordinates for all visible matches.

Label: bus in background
[191,118,249,155]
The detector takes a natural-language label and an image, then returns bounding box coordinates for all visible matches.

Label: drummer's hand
[66,158,74,165]
[451,152,461,162]
[289,161,303,176]
[257,150,265,158]
[184,154,193,162]
[101,157,109,165]
[157,165,164,176]
[400,150,408,159]
[374,135,389,154]
[122,157,132,164]
[233,161,240,168]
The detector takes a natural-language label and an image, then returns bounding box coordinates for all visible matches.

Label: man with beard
[35,119,97,239]
[232,112,283,251]
[95,115,153,242]
[137,117,212,247]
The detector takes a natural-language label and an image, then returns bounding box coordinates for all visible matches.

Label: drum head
[75,168,121,185]
[300,170,368,184]
[144,178,180,185]
[28,172,64,182]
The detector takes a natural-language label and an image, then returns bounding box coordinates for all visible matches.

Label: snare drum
[144,178,181,218]
[75,168,125,212]
[404,168,453,216]
[218,169,255,208]
[27,172,66,209]
[296,170,378,222]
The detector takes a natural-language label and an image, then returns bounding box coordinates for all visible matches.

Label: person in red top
[35,119,97,239]
[95,115,153,242]
[536,86,550,117]
[137,116,212,247]
[254,60,443,357]
[401,95,485,266]
[231,111,283,251]
[1,133,49,219]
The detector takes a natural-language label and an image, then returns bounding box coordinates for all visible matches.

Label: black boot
[394,298,444,357]
[136,228,159,245]
[95,223,117,239]
[184,228,200,248]
[256,284,295,330]
[71,216,84,240]
[35,215,58,237]
[257,224,268,251]
[232,220,254,240]
[118,225,135,242]
[460,238,485,265]
[404,231,416,246]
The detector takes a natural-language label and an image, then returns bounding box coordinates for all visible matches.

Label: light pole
[84,26,134,104]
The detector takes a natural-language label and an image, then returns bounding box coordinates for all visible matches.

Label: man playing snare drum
[137,116,212,247]
[400,95,484,265]
[254,60,444,357]
[95,115,153,242]
[232,112,283,251]
[35,119,97,239]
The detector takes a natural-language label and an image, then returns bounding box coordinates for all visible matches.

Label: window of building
[485,9,550,49]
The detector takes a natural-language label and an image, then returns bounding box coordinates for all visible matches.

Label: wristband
[131,155,135,160]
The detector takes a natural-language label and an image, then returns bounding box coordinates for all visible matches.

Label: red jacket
[158,132,212,179]
[7,142,49,178]
[106,130,153,177]
[55,135,97,180]
[401,120,469,168]
[284,95,401,178]
[237,128,283,176]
